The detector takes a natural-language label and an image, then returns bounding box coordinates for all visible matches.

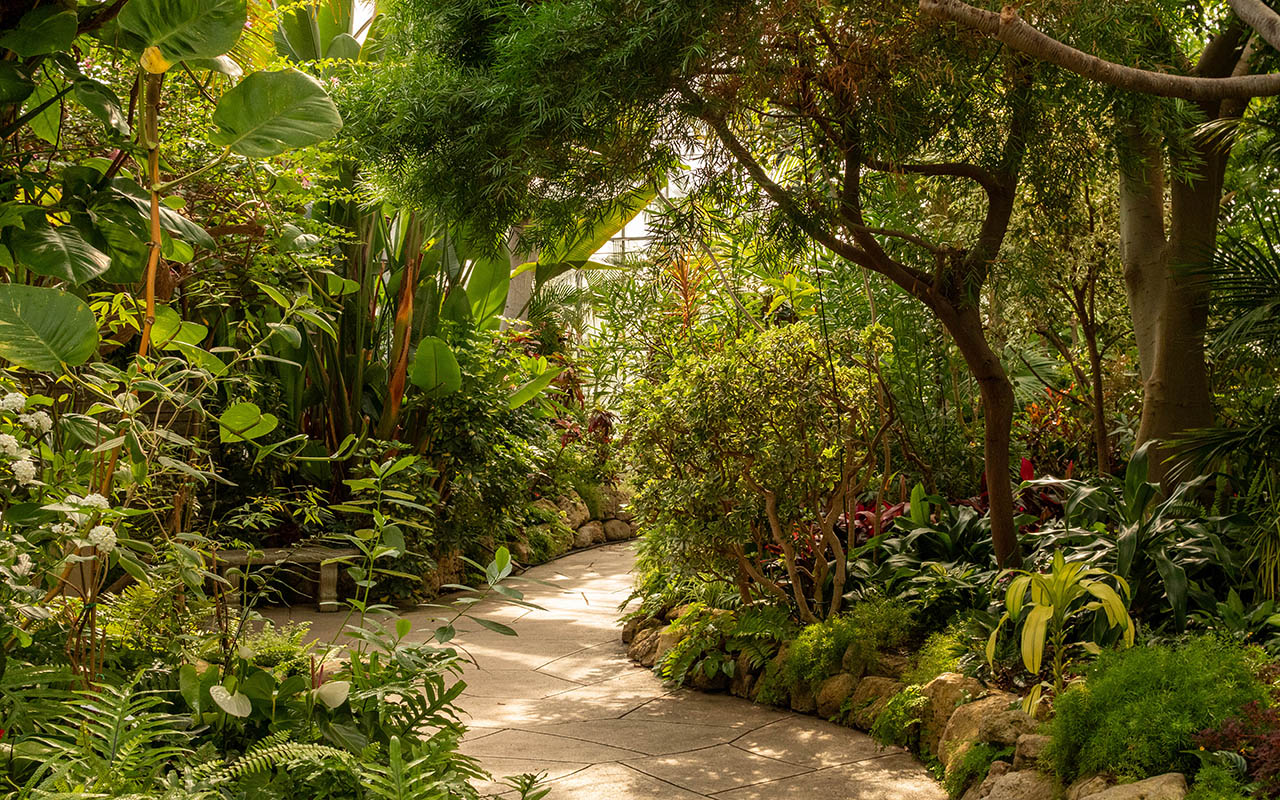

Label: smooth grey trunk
[501,226,537,328]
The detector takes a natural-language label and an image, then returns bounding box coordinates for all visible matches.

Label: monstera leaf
[0,284,100,372]
[409,337,462,399]
[210,70,342,158]
[118,0,246,64]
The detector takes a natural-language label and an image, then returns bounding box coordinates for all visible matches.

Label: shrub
[870,685,928,751]
[1196,700,1280,796]
[905,624,966,686]
[1185,764,1253,800]
[1048,638,1267,782]
[944,743,1012,800]
[784,599,913,686]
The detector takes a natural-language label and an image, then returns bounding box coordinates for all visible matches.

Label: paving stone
[527,718,738,756]
[733,715,901,768]
[458,728,645,762]
[622,689,788,729]
[624,743,808,794]
[715,753,946,799]
[540,763,709,800]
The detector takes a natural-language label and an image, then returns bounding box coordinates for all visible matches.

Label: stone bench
[211,546,357,612]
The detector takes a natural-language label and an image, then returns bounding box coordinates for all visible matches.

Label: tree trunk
[502,225,537,327]
[1119,129,1223,483]
[1083,322,1111,475]
[938,303,1021,567]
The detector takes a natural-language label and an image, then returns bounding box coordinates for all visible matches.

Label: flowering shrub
[1195,700,1280,795]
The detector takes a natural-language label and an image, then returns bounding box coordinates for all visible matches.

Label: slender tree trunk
[1084,322,1111,475]
[937,303,1021,567]
[502,225,537,327]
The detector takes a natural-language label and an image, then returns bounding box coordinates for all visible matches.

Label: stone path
[267,543,945,799]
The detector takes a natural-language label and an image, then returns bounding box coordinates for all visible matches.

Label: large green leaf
[210,70,342,158]
[74,79,130,136]
[0,284,99,372]
[11,225,111,285]
[0,63,36,106]
[466,255,510,324]
[529,180,660,286]
[219,401,278,443]
[118,0,246,63]
[0,7,78,58]
[409,337,462,399]
[508,367,563,409]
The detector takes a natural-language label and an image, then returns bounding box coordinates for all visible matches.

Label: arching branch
[919,0,1280,101]
[1229,0,1280,54]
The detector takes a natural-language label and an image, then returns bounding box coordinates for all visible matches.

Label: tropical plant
[987,550,1134,711]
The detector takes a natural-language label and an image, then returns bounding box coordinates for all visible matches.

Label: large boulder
[979,707,1038,747]
[557,492,592,529]
[1013,734,1051,771]
[981,770,1057,800]
[621,615,662,644]
[847,676,904,730]
[816,673,861,719]
[938,691,1019,771]
[920,673,984,757]
[603,519,633,541]
[574,521,605,548]
[1080,774,1187,800]
[871,653,911,679]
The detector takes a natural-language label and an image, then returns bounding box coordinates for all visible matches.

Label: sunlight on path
[269,543,945,799]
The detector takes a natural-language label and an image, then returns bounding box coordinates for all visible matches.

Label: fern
[361,736,453,800]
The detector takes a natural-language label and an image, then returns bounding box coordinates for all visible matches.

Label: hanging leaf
[208,685,252,718]
[11,224,111,285]
[325,33,361,61]
[118,0,247,64]
[0,284,99,372]
[0,7,78,58]
[210,69,343,158]
[531,179,660,286]
[508,367,563,409]
[22,73,65,145]
[218,401,279,443]
[0,63,36,106]
[74,79,130,136]
[409,337,462,399]
[440,285,472,325]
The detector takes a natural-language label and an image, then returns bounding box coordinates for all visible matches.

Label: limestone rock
[1013,734,1051,771]
[848,676,903,730]
[574,520,604,548]
[511,540,531,563]
[652,629,681,665]
[1082,774,1187,800]
[872,653,911,679]
[666,603,694,622]
[921,673,984,756]
[790,681,817,714]
[816,672,860,719]
[558,492,591,529]
[602,485,633,521]
[981,769,1056,800]
[628,628,661,666]
[841,643,871,677]
[532,498,564,519]
[603,519,633,541]
[1066,776,1113,800]
[939,692,1018,771]
[730,651,756,698]
[621,615,660,644]
[980,707,1038,747]
[961,760,1010,800]
[691,668,730,692]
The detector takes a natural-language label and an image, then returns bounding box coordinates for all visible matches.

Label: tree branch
[919,0,1280,100]
[864,157,1000,197]
[1228,0,1280,54]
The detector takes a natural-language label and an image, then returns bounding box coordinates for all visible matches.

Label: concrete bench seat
[211,546,358,612]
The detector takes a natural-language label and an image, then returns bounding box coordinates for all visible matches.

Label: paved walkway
[268,543,944,799]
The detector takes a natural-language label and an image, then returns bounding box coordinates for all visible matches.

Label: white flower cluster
[0,393,26,413]
[52,522,75,536]
[0,434,28,460]
[59,493,112,526]
[11,459,36,485]
[87,525,116,553]
[19,411,51,435]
